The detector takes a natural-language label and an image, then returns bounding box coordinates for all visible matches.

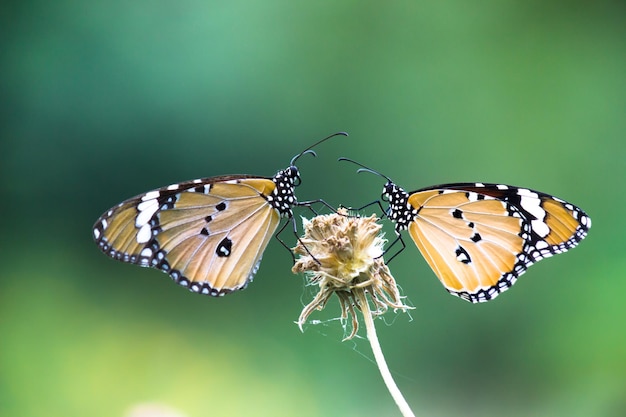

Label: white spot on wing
[531,219,550,237]
[520,196,546,220]
[136,199,159,227]
[582,216,591,227]
[517,188,537,198]
[140,247,153,257]
[137,224,152,243]
[142,191,160,201]
[93,228,101,239]
[456,251,469,262]
[137,198,158,212]
[166,183,180,190]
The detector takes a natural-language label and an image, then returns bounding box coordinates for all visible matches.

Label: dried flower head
[292,208,411,340]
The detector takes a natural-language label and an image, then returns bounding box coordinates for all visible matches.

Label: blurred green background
[2,1,625,416]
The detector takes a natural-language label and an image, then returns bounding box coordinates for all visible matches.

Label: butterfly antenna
[337,157,393,182]
[290,132,349,166]
[337,157,393,219]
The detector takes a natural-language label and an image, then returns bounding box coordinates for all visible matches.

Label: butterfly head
[268,132,347,217]
[338,157,416,231]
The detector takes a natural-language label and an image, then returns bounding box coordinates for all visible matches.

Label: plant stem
[358,291,416,417]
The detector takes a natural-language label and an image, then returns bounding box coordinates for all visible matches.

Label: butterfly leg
[297,199,337,216]
[274,217,321,265]
[351,200,387,218]
[382,232,406,264]
[274,219,297,263]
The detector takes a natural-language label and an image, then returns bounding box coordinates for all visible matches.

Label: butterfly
[93,132,347,296]
[339,158,591,303]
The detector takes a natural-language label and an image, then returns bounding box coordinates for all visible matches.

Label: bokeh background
[2,1,625,416]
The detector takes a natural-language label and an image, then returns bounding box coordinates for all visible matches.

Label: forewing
[407,183,590,303]
[93,177,281,295]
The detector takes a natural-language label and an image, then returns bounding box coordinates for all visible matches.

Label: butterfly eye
[287,166,301,186]
[382,182,395,201]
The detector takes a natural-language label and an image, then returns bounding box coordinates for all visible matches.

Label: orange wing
[406,183,590,303]
[93,177,281,295]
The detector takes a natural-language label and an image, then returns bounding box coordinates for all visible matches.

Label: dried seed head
[292,208,411,340]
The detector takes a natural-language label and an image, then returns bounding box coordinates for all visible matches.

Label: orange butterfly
[93,133,347,296]
[340,159,591,303]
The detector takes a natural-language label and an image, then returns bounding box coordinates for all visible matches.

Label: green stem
[358,291,416,417]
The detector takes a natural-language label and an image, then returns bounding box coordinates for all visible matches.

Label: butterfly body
[381,181,591,303]
[93,167,300,296]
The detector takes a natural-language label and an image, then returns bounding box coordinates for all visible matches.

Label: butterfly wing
[406,183,591,303]
[93,176,281,296]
